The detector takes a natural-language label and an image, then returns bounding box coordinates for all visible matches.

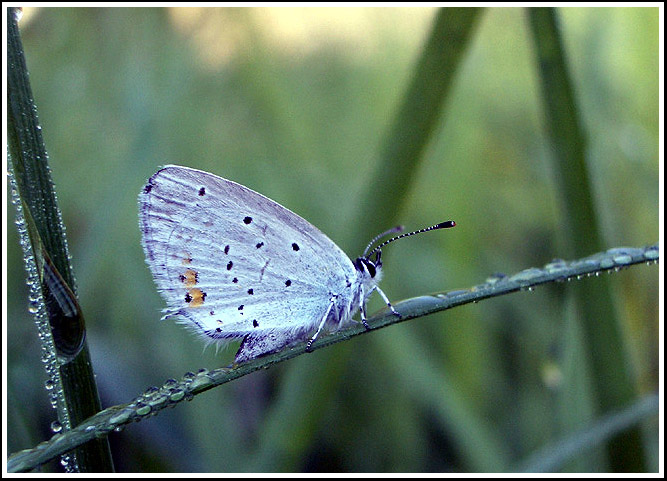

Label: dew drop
[135,402,151,417]
[148,395,169,408]
[169,389,185,402]
[612,254,633,266]
[143,386,159,396]
[109,410,132,425]
[484,272,507,284]
[599,258,615,269]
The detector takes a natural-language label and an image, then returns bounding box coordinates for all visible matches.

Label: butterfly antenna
[363,226,405,256]
[366,221,456,258]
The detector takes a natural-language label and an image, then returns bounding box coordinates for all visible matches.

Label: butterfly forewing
[139,165,357,341]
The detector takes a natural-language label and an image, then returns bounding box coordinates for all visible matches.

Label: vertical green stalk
[355,7,482,249]
[8,8,113,472]
[528,7,645,472]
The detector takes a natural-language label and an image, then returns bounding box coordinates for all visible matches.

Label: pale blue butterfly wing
[139,165,360,362]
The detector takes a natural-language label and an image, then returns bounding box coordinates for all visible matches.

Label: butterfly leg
[375,286,402,318]
[359,284,372,330]
[306,299,335,352]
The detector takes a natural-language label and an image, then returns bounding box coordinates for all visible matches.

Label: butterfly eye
[367,261,377,278]
[354,257,377,278]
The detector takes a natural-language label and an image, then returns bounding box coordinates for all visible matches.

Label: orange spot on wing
[181,268,198,287]
[186,288,206,307]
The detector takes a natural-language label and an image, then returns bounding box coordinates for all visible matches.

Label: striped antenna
[365,221,456,258]
[363,225,404,256]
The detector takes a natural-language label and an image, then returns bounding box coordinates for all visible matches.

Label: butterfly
[139,165,455,363]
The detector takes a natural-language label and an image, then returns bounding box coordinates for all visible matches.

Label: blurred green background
[7,7,658,472]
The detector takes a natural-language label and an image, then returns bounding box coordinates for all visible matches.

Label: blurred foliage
[7,7,658,472]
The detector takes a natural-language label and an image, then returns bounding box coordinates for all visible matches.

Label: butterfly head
[353,251,383,283]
